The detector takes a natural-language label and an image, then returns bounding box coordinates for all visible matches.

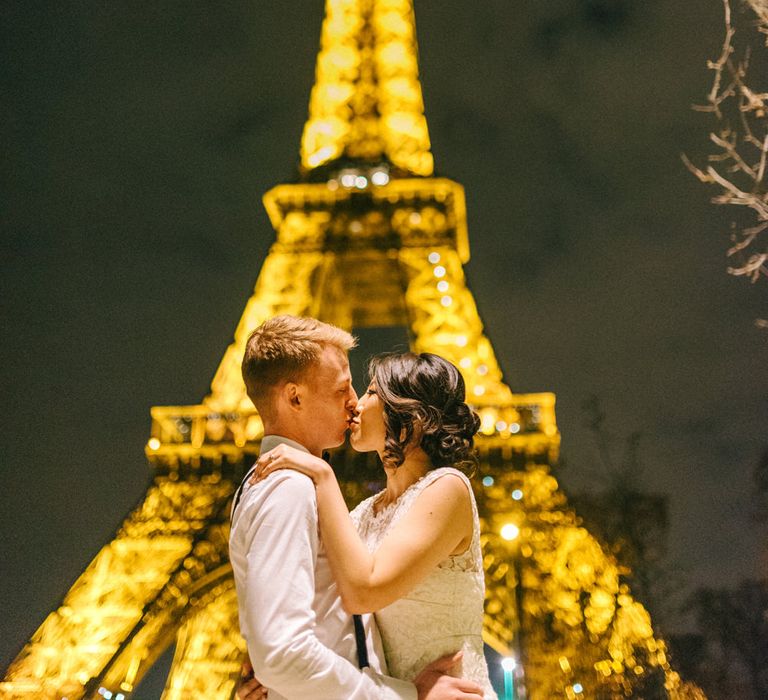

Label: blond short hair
[241,315,356,413]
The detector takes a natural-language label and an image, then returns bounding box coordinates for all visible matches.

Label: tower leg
[162,578,245,700]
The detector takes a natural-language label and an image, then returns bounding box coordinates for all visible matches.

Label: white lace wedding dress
[350,467,498,699]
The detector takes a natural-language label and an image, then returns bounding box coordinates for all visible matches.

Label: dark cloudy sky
[1,0,766,687]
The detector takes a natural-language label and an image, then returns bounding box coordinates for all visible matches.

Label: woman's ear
[401,421,423,451]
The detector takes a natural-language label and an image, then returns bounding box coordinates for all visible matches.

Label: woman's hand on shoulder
[250,444,333,485]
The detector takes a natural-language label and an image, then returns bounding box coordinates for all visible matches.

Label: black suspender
[353,614,370,669]
[230,465,257,522]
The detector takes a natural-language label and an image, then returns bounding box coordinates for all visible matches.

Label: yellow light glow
[371,170,389,186]
[307,145,336,167]
[480,410,496,435]
[501,523,520,541]
[147,438,161,451]
[300,0,433,175]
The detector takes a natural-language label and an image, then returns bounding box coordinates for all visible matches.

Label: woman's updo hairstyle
[368,352,481,475]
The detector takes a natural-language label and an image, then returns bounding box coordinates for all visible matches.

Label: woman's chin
[349,434,370,453]
[349,436,385,457]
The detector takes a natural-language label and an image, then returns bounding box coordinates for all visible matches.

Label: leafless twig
[685,0,768,314]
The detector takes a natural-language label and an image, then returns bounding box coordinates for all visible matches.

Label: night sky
[2,0,766,687]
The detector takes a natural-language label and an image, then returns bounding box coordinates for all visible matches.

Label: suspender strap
[353,614,370,669]
[231,466,257,522]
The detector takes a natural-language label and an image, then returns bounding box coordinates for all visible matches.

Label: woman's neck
[377,448,430,510]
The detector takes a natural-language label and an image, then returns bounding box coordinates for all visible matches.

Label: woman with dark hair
[252,352,497,698]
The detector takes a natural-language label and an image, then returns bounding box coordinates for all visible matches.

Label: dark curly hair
[368,352,481,475]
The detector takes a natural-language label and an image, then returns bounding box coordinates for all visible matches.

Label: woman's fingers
[250,448,282,483]
[249,444,316,484]
[251,457,292,483]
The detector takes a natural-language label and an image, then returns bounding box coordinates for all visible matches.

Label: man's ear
[283,381,302,411]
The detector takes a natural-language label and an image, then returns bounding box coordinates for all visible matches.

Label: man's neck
[261,425,321,457]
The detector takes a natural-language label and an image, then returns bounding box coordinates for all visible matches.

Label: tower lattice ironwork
[2,1,704,698]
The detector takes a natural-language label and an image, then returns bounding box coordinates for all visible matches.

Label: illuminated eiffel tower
[1,2,704,699]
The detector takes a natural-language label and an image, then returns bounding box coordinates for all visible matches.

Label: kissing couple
[230,315,497,699]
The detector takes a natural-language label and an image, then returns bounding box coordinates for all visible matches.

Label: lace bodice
[351,468,497,699]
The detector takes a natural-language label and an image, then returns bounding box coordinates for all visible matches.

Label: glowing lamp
[500,523,519,541]
[501,657,516,700]
[501,657,516,672]
[371,169,389,186]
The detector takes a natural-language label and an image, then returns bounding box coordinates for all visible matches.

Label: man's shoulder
[240,469,317,508]
[232,471,318,541]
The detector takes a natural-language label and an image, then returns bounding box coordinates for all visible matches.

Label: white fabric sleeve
[241,473,416,700]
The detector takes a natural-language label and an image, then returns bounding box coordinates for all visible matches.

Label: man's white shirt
[229,435,417,700]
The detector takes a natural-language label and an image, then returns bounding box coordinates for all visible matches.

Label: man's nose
[347,386,359,407]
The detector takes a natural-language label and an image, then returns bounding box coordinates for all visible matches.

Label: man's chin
[325,434,346,450]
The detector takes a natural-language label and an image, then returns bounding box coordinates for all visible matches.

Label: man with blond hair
[230,315,483,700]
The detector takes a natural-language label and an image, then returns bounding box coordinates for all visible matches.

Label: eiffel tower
[2,2,704,699]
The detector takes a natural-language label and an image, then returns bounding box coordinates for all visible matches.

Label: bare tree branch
[686,0,768,315]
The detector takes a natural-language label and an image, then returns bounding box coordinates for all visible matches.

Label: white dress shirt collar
[260,434,311,455]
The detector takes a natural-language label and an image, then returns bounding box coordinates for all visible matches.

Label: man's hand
[414,651,484,700]
[235,659,268,700]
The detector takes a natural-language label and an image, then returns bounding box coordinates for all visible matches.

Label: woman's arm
[316,469,472,613]
[253,445,473,614]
